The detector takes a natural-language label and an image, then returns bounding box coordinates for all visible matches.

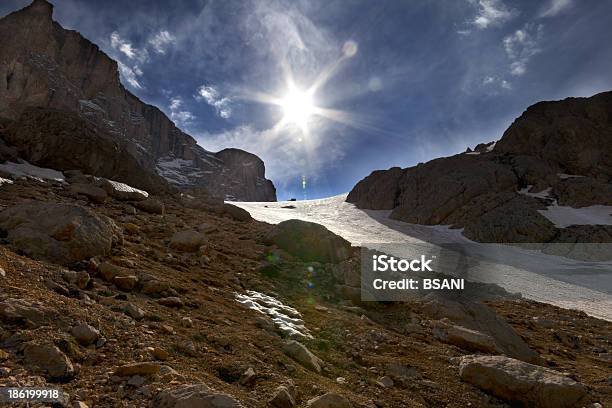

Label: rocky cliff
[347,91,612,244]
[0,0,276,201]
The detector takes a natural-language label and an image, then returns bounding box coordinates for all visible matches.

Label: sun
[280,85,315,130]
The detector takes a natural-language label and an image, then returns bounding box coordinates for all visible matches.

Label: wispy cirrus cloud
[470,0,517,29]
[148,30,175,55]
[195,85,232,119]
[503,23,543,76]
[110,31,149,63]
[540,0,573,18]
[109,29,176,90]
[168,97,196,127]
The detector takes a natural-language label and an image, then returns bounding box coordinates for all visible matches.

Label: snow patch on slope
[0,160,65,183]
[231,194,612,321]
[236,290,312,339]
[539,205,612,228]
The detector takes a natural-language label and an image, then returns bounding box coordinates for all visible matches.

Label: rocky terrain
[0,0,276,201]
[0,162,610,407]
[347,91,612,245]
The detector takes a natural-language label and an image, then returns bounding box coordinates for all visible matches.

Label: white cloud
[110,31,149,63]
[470,0,517,29]
[540,0,573,17]
[195,85,232,119]
[503,23,543,76]
[482,75,512,90]
[168,97,195,127]
[117,61,143,89]
[148,30,175,55]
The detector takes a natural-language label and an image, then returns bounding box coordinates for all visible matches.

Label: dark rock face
[3,108,168,194]
[0,0,276,201]
[347,91,612,244]
[265,219,352,263]
[495,92,612,180]
[346,167,403,210]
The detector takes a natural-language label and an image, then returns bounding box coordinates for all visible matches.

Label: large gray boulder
[282,340,323,373]
[422,297,540,363]
[0,202,122,265]
[459,355,588,408]
[265,220,352,263]
[23,342,74,382]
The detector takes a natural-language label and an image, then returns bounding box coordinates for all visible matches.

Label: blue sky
[3,0,612,200]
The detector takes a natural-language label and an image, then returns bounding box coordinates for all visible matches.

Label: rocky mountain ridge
[0,0,276,201]
[347,91,612,246]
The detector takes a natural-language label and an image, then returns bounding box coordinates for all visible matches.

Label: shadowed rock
[0,202,122,265]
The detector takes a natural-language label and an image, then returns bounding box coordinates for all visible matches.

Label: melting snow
[0,177,13,186]
[518,186,552,200]
[236,290,312,339]
[0,160,65,183]
[539,205,612,228]
[231,194,612,321]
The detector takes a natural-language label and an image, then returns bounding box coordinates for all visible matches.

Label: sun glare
[280,86,314,130]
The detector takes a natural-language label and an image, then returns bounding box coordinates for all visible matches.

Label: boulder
[422,297,540,363]
[114,275,138,291]
[124,303,145,320]
[169,230,207,252]
[0,202,122,266]
[97,262,133,282]
[141,279,170,297]
[265,220,352,263]
[115,362,160,377]
[23,342,74,381]
[157,297,184,308]
[282,340,322,373]
[69,183,108,204]
[432,319,500,353]
[459,355,588,408]
[134,198,165,214]
[307,393,351,408]
[152,384,242,408]
[0,298,54,326]
[98,178,149,201]
[269,385,296,408]
[223,203,252,222]
[62,270,90,289]
[70,323,100,346]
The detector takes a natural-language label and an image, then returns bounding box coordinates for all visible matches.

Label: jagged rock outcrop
[347,91,612,244]
[0,0,276,201]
